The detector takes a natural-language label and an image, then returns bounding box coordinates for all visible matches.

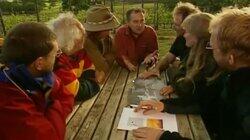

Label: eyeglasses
[56,49,62,57]
[206,42,213,50]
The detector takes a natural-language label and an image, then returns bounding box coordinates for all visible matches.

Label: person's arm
[0,78,74,140]
[46,76,74,139]
[115,29,129,67]
[160,131,190,140]
[143,28,159,65]
[156,52,177,71]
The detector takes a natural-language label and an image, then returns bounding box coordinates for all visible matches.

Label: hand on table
[133,127,164,140]
[138,68,160,79]
[134,100,164,115]
[160,85,174,97]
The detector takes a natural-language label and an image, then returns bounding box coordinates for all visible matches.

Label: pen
[129,104,150,109]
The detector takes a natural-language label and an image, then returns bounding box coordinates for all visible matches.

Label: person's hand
[134,100,164,115]
[142,55,153,65]
[126,63,137,72]
[160,85,174,96]
[138,69,160,79]
[123,56,137,72]
[95,70,106,84]
[133,127,164,140]
[142,50,158,65]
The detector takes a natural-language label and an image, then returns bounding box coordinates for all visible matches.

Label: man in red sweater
[0,22,74,140]
[115,8,158,71]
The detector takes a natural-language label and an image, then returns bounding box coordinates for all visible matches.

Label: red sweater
[0,76,74,140]
[115,25,158,67]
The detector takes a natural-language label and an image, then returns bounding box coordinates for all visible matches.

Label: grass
[157,28,176,58]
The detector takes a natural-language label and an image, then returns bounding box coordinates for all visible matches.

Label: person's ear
[34,57,45,71]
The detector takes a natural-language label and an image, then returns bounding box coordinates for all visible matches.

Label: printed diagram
[128,117,144,127]
[127,117,163,129]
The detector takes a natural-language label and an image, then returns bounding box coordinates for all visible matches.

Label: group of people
[135,2,250,140]
[0,2,249,140]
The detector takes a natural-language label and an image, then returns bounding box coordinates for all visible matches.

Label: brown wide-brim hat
[83,5,120,32]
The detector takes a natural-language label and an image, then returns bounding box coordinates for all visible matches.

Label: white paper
[117,107,178,132]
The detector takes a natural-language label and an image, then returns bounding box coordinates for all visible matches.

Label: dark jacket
[217,67,250,140]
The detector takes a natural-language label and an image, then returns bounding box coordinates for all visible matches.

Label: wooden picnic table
[65,63,211,140]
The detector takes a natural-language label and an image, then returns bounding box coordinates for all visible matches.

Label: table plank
[74,65,121,140]
[176,114,194,139]
[188,115,210,140]
[65,65,116,140]
[66,96,98,140]
[109,70,137,140]
[126,65,145,140]
[66,64,115,124]
[163,70,193,139]
[92,68,129,140]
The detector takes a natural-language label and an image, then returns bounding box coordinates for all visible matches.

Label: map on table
[128,77,166,105]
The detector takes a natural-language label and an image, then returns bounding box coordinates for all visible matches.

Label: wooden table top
[66,63,210,140]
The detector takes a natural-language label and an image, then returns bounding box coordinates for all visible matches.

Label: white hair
[47,12,85,54]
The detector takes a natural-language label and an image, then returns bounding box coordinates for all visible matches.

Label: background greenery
[0,0,249,57]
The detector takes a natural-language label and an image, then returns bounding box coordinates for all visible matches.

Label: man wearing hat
[115,8,158,71]
[83,5,119,77]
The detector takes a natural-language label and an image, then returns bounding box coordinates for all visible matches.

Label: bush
[0,1,40,14]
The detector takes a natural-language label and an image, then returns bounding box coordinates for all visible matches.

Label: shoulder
[116,24,129,35]
[145,25,156,33]
[116,25,128,34]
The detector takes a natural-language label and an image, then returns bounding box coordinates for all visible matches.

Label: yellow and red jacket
[54,50,94,96]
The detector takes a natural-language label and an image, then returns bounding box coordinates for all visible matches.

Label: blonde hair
[173,2,201,20]
[47,12,85,54]
[182,13,216,81]
[209,7,250,63]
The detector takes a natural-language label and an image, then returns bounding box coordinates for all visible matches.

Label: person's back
[0,22,74,140]
[48,13,101,101]
[209,8,250,139]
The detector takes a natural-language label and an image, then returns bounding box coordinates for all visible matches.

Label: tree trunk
[122,0,125,24]
[35,0,40,22]
[110,0,114,12]
[0,8,6,36]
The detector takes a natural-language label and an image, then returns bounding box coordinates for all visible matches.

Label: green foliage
[160,0,250,12]
[62,0,93,11]
[0,1,37,14]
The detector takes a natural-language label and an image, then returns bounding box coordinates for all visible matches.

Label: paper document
[117,107,178,132]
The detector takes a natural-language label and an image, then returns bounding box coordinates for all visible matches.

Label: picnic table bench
[66,63,211,140]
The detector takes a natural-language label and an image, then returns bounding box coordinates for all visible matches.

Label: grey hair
[47,12,85,54]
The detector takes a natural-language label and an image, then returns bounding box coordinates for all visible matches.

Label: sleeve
[161,98,201,114]
[115,29,127,67]
[169,36,184,57]
[54,59,79,96]
[235,90,250,139]
[150,28,159,53]
[0,81,74,140]
[148,28,159,63]
[160,131,191,140]
[103,35,116,66]
[46,76,74,139]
